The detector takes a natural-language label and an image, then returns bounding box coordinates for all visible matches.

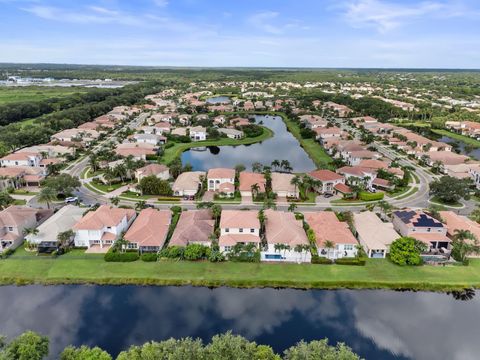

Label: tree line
[0,331,361,360]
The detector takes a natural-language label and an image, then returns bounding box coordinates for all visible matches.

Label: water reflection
[437,136,480,160]
[0,286,477,359]
[182,115,316,172]
[206,96,231,104]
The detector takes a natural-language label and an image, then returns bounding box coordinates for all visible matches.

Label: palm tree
[324,240,335,259]
[290,175,302,198]
[271,159,280,171]
[378,200,393,219]
[431,160,443,174]
[251,183,260,199]
[37,187,57,209]
[365,203,376,212]
[0,191,14,210]
[262,198,276,210]
[124,155,137,180]
[211,204,222,227]
[111,197,120,206]
[135,200,147,211]
[451,229,480,263]
[252,162,263,173]
[57,230,74,250]
[23,227,39,239]
[288,203,297,212]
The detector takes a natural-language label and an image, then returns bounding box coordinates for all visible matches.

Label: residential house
[337,166,377,188]
[304,211,358,259]
[323,102,353,117]
[239,172,266,198]
[172,171,205,197]
[262,209,311,263]
[26,205,83,253]
[346,150,381,166]
[271,172,299,199]
[308,170,348,194]
[392,210,450,250]
[219,210,261,253]
[73,205,136,250]
[135,164,169,182]
[314,127,343,143]
[169,209,215,247]
[207,168,235,192]
[353,211,400,258]
[189,126,207,141]
[0,152,42,168]
[124,208,171,253]
[115,143,156,160]
[439,211,480,257]
[132,133,166,145]
[218,128,244,139]
[0,206,46,253]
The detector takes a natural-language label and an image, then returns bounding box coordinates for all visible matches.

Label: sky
[0,0,479,68]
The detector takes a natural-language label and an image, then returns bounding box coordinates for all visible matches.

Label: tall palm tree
[37,187,57,209]
[135,200,147,211]
[111,197,120,206]
[324,240,335,259]
[288,203,297,212]
[211,204,222,227]
[378,200,393,219]
[451,229,480,263]
[251,183,260,199]
[23,227,39,238]
[271,160,280,171]
[57,230,74,250]
[290,175,302,199]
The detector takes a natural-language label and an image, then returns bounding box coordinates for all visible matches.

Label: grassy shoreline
[431,128,480,148]
[1,255,479,292]
[161,126,274,164]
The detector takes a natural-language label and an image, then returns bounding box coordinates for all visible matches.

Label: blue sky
[0,0,479,68]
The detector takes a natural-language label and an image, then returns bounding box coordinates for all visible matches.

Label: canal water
[0,285,477,359]
[437,135,480,160]
[181,115,316,172]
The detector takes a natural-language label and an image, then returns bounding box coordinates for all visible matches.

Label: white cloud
[248,11,283,34]
[343,0,445,32]
[153,0,169,7]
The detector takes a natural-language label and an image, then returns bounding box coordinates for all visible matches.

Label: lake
[206,96,231,104]
[181,115,316,172]
[437,135,480,160]
[0,285,477,359]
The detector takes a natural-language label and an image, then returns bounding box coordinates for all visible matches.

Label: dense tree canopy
[389,237,427,266]
[429,176,472,204]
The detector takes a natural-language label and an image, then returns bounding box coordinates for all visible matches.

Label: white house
[218,128,244,139]
[73,205,136,249]
[308,170,346,194]
[219,210,261,253]
[189,126,207,141]
[207,168,235,192]
[0,152,42,167]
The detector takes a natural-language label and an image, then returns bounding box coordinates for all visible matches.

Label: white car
[64,197,79,204]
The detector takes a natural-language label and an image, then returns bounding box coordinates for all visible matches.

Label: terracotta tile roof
[220,210,260,229]
[73,205,135,231]
[439,211,480,240]
[239,172,266,192]
[124,209,171,247]
[207,168,235,179]
[169,209,214,247]
[271,172,296,193]
[0,206,38,228]
[334,183,353,193]
[358,159,389,170]
[136,164,169,177]
[172,171,205,192]
[304,211,357,246]
[264,210,309,246]
[309,169,343,182]
[337,166,375,177]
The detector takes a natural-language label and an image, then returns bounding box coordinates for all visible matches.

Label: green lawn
[0,86,89,105]
[0,256,479,291]
[276,112,333,169]
[430,196,463,208]
[161,126,274,164]
[431,129,480,148]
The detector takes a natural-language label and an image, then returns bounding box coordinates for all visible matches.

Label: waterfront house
[262,209,311,263]
[271,172,299,199]
[207,168,235,192]
[172,171,205,197]
[308,170,346,194]
[439,211,480,250]
[124,208,171,253]
[219,210,261,253]
[304,211,358,259]
[337,166,377,188]
[189,126,207,141]
[218,128,244,139]
[115,143,157,160]
[132,133,167,146]
[169,209,215,247]
[26,205,83,253]
[0,206,47,253]
[239,172,266,198]
[353,211,400,258]
[392,210,450,251]
[73,205,136,250]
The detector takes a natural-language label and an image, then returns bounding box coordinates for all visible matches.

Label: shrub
[104,252,139,262]
[159,246,184,259]
[208,250,225,262]
[183,244,210,261]
[141,253,158,262]
[389,236,426,266]
[311,255,333,264]
[335,257,366,266]
[1,248,14,259]
[359,191,384,201]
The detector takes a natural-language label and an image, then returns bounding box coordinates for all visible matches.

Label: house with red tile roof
[124,208,171,253]
[0,152,42,168]
[135,164,169,182]
[308,169,346,194]
[392,210,450,250]
[439,211,480,244]
[271,173,299,198]
[323,102,353,117]
[262,209,311,263]
[337,166,377,188]
[207,168,235,192]
[115,143,157,160]
[304,211,358,259]
[172,171,205,197]
[169,209,215,247]
[73,205,136,250]
[239,172,266,198]
[219,210,261,253]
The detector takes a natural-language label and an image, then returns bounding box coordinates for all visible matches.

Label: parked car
[65,196,79,204]
[324,193,333,198]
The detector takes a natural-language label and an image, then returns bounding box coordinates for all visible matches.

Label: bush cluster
[335,257,366,266]
[104,252,139,262]
[359,191,384,201]
[311,255,333,264]
[141,253,158,262]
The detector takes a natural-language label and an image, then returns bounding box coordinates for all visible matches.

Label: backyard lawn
[0,254,479,291]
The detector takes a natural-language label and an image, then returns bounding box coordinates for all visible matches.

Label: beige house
[124,208,171,252]
[172,171,205,197]
[0,206,43,253]
[169,209,215,247]
[271,172,299,198]
[135,164,170,182]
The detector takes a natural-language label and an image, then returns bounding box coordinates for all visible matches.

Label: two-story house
[73,205,136,250]
[219,210,261,253]
[207,168,235,192]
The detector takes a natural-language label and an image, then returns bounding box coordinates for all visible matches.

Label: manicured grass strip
[0,257,479,291]
[161,126,274,164]
[83,182,106,195]
[274,112,333,169]
[392,187,419,200]
[431,129,480,148]
[429,196,463,208]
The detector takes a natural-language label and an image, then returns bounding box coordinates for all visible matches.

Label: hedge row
[104,252,139,262]
[335,257,366,266]
[359,191,384,201]
[141,253,158,262]
[311,255,333,264]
